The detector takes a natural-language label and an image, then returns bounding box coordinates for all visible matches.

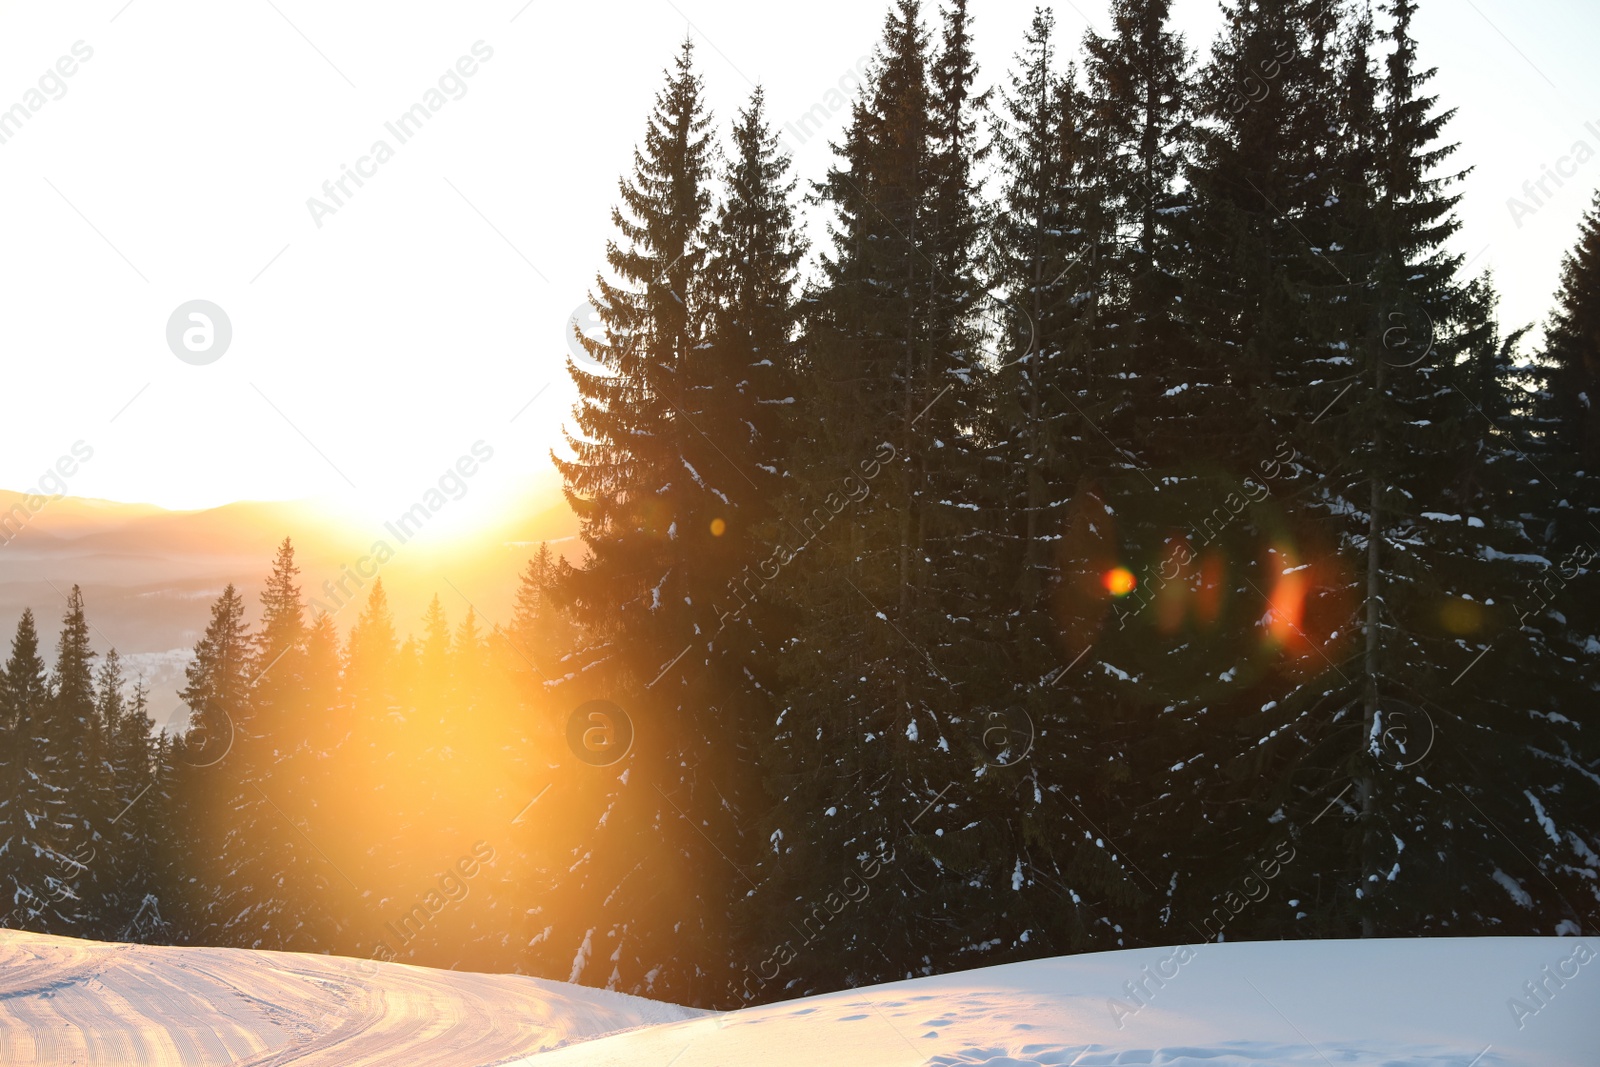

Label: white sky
[0,0,1594,518]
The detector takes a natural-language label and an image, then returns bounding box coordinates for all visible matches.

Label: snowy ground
[526,936,1595,1067]
[0,931,1592,1065]
[0,930,701,1065]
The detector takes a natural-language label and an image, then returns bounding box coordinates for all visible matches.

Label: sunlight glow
[1264,550,1308,650]
[1102,567,1137,597]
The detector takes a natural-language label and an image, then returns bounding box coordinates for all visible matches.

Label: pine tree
[451,609,489,709]
[241,541,336,950]
[696,83,805,659]
[0,610,78,933]
[983,3,1154,962]
[552,37,737,1004]
[746,0,1026,996]
[341,579,399,912]
[253,539,308,740]
[95,649,131,935]
[1544,190,1600,469]
[510,545,573,686]
[420,595,452,698]
[46,587,103,934]
[302,606,360,954]
[301,610,345,760]
[100,654,167,941]
[989,9,1098,603]
[753,0,939,998]
[345,578,397,715]
[177,584,256,945]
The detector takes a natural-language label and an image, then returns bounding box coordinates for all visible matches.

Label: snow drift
[0,930,1592,1065]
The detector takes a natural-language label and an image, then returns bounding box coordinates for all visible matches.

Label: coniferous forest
[2,0,1597,1012]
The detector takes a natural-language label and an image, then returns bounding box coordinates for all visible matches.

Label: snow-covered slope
[1,932,1591,1065]
[522,937,1595,1067]
[0,929,702,1065]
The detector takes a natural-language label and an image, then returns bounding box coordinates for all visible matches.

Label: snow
[1482,547,1553,566]
[0,929,701,1065]
[523,937,1595,1067]
[1525,790,1562,846]
[1491,869,1534,908]
[3,933,1592,1065]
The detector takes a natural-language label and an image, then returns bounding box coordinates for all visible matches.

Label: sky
[0,0,1595,523]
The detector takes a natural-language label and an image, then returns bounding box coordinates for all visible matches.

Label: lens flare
[1102,567,1137,597]
[1195,550,1225,627]
[1439,597,1484,635]
[709,517,726,537]
[1264,555,1308,649]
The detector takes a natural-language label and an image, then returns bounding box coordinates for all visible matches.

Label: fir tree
[749,0,1018,996]
[177,584,256,944]
[510,544,572,685]
[0,610,77,933]
[47,587,103,933]
[552,37,737,1004]
[1544,190,1600,469]
[100,655,166,941]
[984,4,1155,961]
[342,579,400,905]
[345,579,397,715]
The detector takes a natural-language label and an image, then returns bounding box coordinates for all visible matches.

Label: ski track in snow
[0,930,702,1066]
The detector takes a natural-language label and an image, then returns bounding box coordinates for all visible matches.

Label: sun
[312,446,544,555]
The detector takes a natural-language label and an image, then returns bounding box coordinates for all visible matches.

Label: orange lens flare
[1102,567,1137,597]
[1195,550,1225,627]
[709,518,726,537]
[1264,559,1309,650]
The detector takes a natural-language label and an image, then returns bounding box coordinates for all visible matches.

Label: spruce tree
[47,587,103,934]
[990,7,1091,604]
[95,649,132,936]
[1083,0,1192,424]
[1544,191,1600,469]
[100,655,168,941]
[984,3,1157,961]
[452,609,489,709]
[552,37,739,1004]
[747,0,1019,996]
[1125,0,1375,941]
[241,541,336,950]
[510,545,573,684]
[341,579,399,913]
[345,578,397,715]
[756,0,940,998]
[0,610,77,933]
[420,595,452,699]
[177,584,257,945]
[683,84,812,994]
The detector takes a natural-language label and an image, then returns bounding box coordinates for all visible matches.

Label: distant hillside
[0,485,579,729]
